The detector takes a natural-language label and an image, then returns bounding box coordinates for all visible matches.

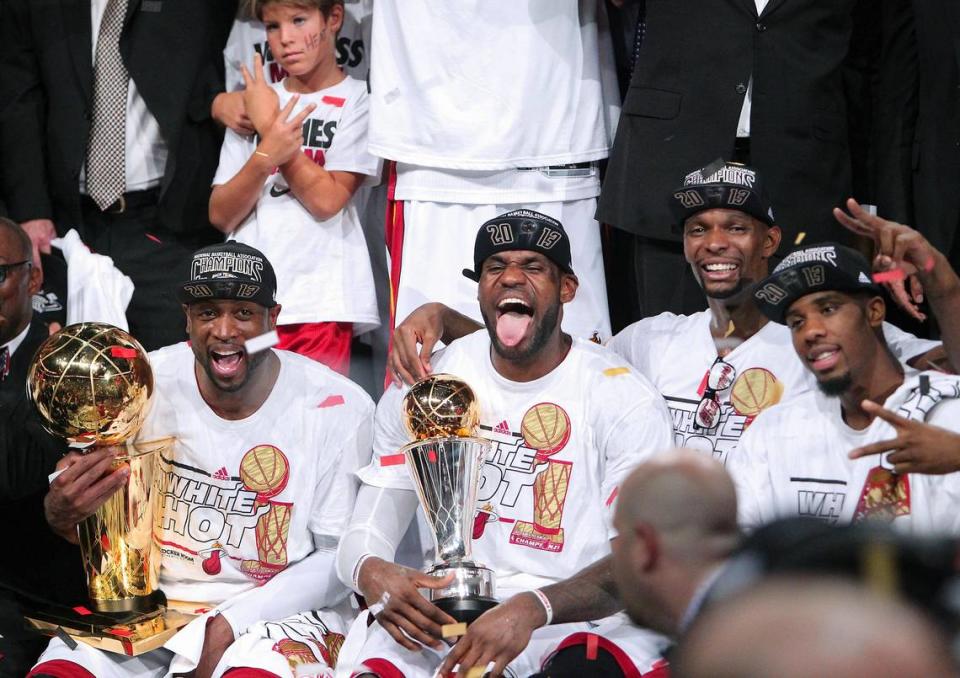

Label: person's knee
[26,659,96,678]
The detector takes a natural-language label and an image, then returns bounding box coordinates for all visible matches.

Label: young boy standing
[210,0,380,375]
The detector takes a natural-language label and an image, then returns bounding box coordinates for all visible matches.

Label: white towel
[51,229,133,329]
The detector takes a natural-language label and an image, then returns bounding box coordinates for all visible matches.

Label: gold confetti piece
[724,320,736,338]
[603,367,630,377]
[794,231,806,245]
[466,668,486,678]
[862,541,898,597]
[441,622,468,638]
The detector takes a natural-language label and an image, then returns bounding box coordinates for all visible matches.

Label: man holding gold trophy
[336,211,674,677]
[32,242,374,678]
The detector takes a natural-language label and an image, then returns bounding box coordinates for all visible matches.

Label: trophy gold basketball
[401,374,497,623]
[27,322,171,615]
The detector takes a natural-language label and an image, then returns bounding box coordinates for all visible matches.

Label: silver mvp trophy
[401,374,497,623]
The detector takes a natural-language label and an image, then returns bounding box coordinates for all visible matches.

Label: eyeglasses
[0,261,30,284]
[694,356,737,430]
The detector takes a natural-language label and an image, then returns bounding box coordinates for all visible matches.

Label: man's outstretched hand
[833,199,939,321]
[849,400,960,475]
[388,303,448,386]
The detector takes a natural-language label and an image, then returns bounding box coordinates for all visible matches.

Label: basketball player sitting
[334,210,674,677]
[389,162,953,469]
[730,243,960,533]
[33,242,374,678]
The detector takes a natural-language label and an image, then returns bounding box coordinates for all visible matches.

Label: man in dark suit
[0,0,236,351]
[598,1,873,320]
[911,0,960,271]
[0,218,84,678]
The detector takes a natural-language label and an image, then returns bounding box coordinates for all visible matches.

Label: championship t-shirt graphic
[472,402,574,553]
[159,444,294,584]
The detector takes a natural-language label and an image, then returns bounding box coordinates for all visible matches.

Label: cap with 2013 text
[177,241,278,307]
[754,243,882,324]
[462,209,575,282]
[669,160,776,229]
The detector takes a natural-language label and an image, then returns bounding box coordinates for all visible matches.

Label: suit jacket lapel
[125,0,143,27]
[61,0,93,101]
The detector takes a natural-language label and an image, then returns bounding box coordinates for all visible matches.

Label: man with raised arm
[390,162,954,467]
[729,243,960,533]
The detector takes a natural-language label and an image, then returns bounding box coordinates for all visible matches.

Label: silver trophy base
[427,562,497,624]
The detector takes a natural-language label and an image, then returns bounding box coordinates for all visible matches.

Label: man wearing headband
[34,242,374,677]
[337,209,673,677]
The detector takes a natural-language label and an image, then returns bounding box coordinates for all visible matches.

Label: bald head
[611,449,740,634]
[676,577,956,678]
[618,449,738,557]
[0,218,32,263]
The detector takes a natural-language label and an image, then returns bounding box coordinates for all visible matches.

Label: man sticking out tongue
[463,210,577,371]
[337,209,673,677]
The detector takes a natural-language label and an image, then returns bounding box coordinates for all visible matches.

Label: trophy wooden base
[25,595,204,657]
[434,596,498,624]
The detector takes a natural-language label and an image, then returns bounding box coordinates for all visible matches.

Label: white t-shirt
[138,343,375,605]
[368,0,620,169]
[730,371,960,535]
[213,76,381,329]
[358,331,674,589]
[607,311,938,465]
[223,1,373,91]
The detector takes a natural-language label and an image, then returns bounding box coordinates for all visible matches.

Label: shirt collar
[679,564,725,633]
[2,322,31,359]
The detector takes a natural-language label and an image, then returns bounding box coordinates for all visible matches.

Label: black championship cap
[669,159,776,229]
[177,241,278,307]
[462,209,574,282]
[754,242,882,324]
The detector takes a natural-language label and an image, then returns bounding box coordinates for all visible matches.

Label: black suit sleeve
[0,400,63,502]
[0,0,53,223]
[846,0,918,222]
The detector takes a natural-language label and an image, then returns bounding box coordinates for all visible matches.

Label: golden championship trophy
[27,323,171,617]
[402,374,497,623]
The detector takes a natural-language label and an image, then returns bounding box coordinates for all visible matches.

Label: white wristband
[353,553,375,592]
[530,589,553,626]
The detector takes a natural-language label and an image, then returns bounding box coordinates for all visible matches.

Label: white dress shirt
[2,323,31,362]
[735,0,772,138]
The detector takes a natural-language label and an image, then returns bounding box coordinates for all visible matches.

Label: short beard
[483,301,561,364]
[817,372,853,396]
